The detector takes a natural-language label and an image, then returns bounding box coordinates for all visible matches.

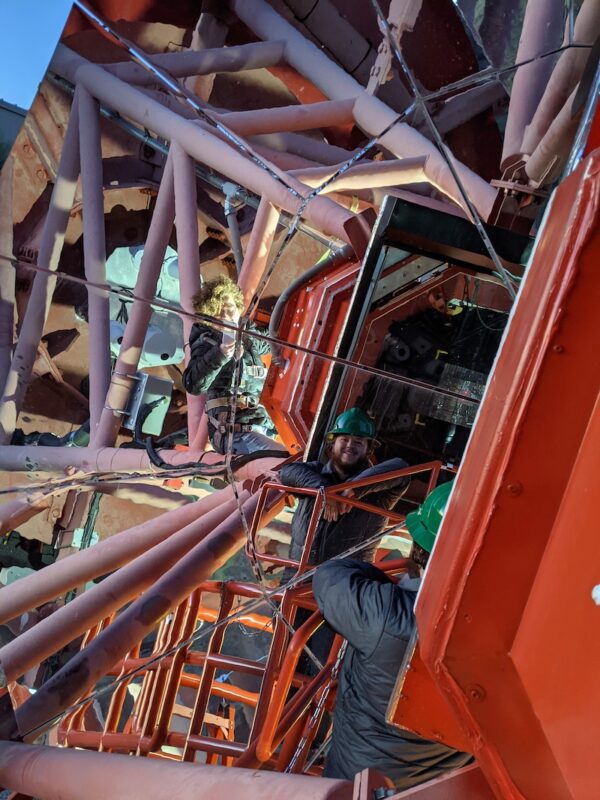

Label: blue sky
[0,1,74,108]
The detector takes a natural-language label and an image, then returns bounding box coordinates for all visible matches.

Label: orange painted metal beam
[416,149,600,799]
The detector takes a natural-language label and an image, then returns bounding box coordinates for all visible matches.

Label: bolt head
[506,481,523,496]
[466,684,486,702]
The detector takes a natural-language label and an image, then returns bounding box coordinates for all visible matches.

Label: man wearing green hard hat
[312,479,472,790]
[404,479,453,569]
[279,406,410,567]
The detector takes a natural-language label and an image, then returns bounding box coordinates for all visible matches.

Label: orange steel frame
[264,258,358,452]
[54,463,446,774]
[247,461,444,575]
[415,149,600,799]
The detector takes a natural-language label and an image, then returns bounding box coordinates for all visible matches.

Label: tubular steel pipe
[0,495,241,685]
[104,41,286,84]
[292,156,428,193]
[224,196,244,274]
[237,663,334,770]
[0,486,234,625]
[182,5,228,102]
[250,143,323,172]
[9,491,284,741]
[0,445,284,476]
[521,0,600,156]
[0,741,352,800]
[91,153,175,448]
[187,650,266,677]
[138,592,201,755]
[216,99,356,137]
[51,45,355,246]
[525,85,582,186]
[182,590,235,762]
[0,155,15,394]
[238,197,281,307]
[78,86,111,433]
[256,610,324,763]
[500,0,564,169]
[93,480,193,509]
[108,656,261,706]
[0,493,51,536]
[249,131,360,168]
[0,92,81,445]
[231,0,496,220]
[172,142,204,444]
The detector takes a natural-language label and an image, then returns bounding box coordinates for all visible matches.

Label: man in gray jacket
[279,407,409,567]
[312,482,472,790]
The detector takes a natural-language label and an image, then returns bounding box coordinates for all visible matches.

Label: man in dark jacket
[312,482,472,789]
[183,277,287,455]
[279,408,409,566]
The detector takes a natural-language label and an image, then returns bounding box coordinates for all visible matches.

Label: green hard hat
[325,407,377,440]
[405,480,454,553]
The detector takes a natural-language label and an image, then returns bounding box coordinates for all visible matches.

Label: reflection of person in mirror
[183,276,287,455]
[279,407,409,568]
[313,482,472,790]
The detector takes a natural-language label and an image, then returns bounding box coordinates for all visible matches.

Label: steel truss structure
[0,0,598,798]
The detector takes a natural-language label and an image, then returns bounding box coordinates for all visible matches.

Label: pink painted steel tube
[0,156,15,394]
[500,0,564,169]
[78,86,111,434]
[91,154,176,448]
[216,98,356,137]
[105,40,286,84]
[0,494,51,537]
[521,0,600,156]
[0,487,234,625]
[525,85,582,186]
[0,444,283,475]
[292,157,428,193]
[9,492,284,740]
[172,142,205,445]
[51,45,354,246]
[230,0,496,220]
[0,92,81,445]
[238,196,280,307]
[0,494,240,685]
[250,131,360,168]
[0,741,352,800]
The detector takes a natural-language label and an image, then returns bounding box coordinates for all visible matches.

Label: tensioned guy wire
[72,0,305,201]
[1,254,482,408]
[368,0,517,300]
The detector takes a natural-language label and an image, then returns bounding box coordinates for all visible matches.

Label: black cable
[143,437,289,474]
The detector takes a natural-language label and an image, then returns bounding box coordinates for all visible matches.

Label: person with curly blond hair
[183,276,287,455]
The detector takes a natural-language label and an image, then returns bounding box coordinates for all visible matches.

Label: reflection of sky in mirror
[0,1,73,109]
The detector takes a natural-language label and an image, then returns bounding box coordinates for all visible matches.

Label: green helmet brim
[405,510,436,553]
